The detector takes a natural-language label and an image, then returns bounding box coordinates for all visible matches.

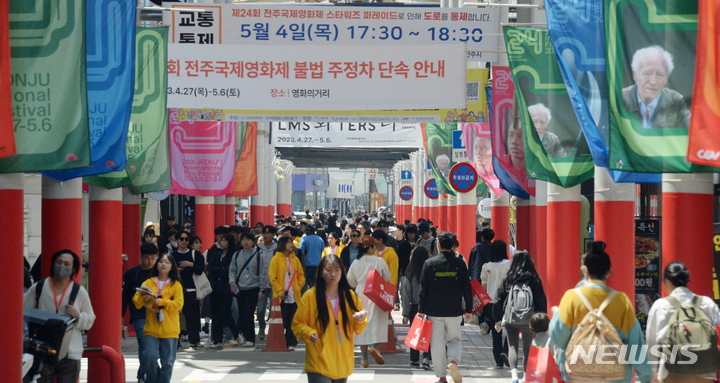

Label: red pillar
[447,195,457,234]
[532,181,548,288]
[516,197,531,251]
[214,196,226,229]
[457,191,476,263]
[428,197,438,229]
[546,183,581,308]
[438,194,448,231]
[195,196,215,254]
[0,174,24,383]
[226,196,237,226]
[413,206,419,223]
[491,190,510,245]
[662,174,714,298]
[595,167,635,299]
[88,186,124,381]
[42,177,82,282]
[122,189,141,273]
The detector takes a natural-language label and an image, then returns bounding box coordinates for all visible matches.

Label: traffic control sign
[449,162,478,193]
[424,179,439,199]
[399,186,413,201]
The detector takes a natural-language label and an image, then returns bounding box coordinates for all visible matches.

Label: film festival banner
[169,116,237,196]
[272,122,423,148]
[544,0,660,183]
[163,3,501,62]
[45,0,136,181]
[503,27,594,188]
[0,8,16,159]
[489,67,533,199]
[85,28,172,193]
[605,0,718,173]
[687,0,720,167]
[461,122,503,195]
[422,123,487,197]
[166,43,466,111]
[1,0,91,173]
[231,122,258,197]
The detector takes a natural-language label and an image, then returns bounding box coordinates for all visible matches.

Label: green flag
[84,27,171,193]
[503,27,594,187]
[1,0,91,172]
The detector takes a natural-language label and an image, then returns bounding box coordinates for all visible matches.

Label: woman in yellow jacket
[133,253,184,383]
[293,254,368,383]
[269,236,306,349]
[321,232,344,259]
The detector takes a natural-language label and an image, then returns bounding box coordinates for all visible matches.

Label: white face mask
[170,240,177,247]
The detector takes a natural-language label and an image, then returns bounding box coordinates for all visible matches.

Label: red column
[214,196,226,228]
[447,195,458,234]
[546,183,581,308]
[595,167,635,299]
[195,196,215,254]
[516,197,531,251]
[662,174,714,297]
[438,194,448,231]
[226,196,237,225]
[491,190,510,245]
[87,186,124,381]
[42,177,83,282]
[429,196,438,228]
[122,189,141,273]
[0,174,24,383]
[457,191,476,263]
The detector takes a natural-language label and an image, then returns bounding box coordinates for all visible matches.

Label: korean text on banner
[164,4,501,62]
[167,43,466,111]
[544,0,659,183]
[272,122,423,148]
[605,0,718,173]
[462,122,502,195]
[44,0,136,181]
[0,7,16,159]
[228,122,258,198]
[687,0,720,167]
[503,27,594,188]
[2,0,91,173]
[169,113,237,197]
[489,68,533,198]
[328,179,354,199]
[85,27,172,193]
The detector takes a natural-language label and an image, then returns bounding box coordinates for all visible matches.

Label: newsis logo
[566,344,700,366]
[696,149,720,161]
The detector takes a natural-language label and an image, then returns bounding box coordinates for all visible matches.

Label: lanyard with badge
[52,280,72,314]
[326,293,344,344]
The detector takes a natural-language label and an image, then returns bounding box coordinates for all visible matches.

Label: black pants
[236,287,260,343]
[210,292,238,344]
[281,302,298,347]
[38,358,80,383]
[305,266,318,289]
[182,290,201,344]
[408,304,432,363]
[483,303,508,366]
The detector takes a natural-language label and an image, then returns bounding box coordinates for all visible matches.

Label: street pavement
[82,311,517,383]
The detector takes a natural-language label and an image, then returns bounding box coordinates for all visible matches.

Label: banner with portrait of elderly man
[503,27,594,188]
[605,0,719,173]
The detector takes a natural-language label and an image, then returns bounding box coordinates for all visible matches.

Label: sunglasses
[178,237,189,242]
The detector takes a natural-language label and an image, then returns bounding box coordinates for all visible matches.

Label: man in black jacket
[418,232,474,383]
[121,243,158,383]
[469,229,494,284]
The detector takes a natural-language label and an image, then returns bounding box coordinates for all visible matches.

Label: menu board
[634,219,661,331]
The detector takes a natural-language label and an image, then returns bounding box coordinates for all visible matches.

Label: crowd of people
[21,208,720,383]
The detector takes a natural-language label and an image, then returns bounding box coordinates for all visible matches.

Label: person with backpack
[492,250,547,383]
[24,249,96,383]
[229,232,265,347]
[646,261,720,383]
[480,240,510,368]
[549,241,652,383]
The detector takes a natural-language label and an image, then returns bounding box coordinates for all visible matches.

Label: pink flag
[462,122,503,195]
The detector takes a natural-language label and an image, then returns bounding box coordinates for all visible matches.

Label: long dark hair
[150,253,182,285]
[406,246,429,280]
[314,255,360,339]
[504,250,539,287]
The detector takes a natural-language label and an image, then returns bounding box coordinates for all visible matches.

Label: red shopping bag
[363,269,396,312]
[471,280,493,314]
[525,344,564,383]
[404,314,432,352]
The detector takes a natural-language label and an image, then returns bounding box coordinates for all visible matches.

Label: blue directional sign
[449,163,478,193]
[401,170,412,180]
[452,130,465,149]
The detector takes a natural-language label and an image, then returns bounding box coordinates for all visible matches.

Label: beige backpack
[564,288,626,381]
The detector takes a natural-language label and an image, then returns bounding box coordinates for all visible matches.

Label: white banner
[328,179,355,199]
[163,4,501,62]
[167,43,466,110]
[272,122,424,147]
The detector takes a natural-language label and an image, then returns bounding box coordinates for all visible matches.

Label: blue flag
[44,0,135,181]
[544,0,660,183]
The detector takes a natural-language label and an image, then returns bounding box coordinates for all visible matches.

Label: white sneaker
[237,334,246,344]
[208,343,223,349]
[242,341,255,347]
[225,339,238,347]
[288,346,295,351]
[479,322,490,335]
[447,362,462,383]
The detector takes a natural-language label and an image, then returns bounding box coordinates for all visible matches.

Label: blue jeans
[132,318,147,380]
[256,288,273,332]
[145,336,178,383]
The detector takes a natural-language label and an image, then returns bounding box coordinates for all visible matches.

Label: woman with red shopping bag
[347,236,392,368]
[401,247,432,369]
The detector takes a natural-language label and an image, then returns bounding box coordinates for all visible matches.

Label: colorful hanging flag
[169,114,237,196]
[687,0,720,167]
[228,122,258,197]
[0,5,16,159]
[503,27,594,188]
[84,27,171,193]
[1,0,91,172]
[462,122,503,195]
[545,0,660,183]
[44,0,135,181]
[605,0,717,173]
[489,68,534,198]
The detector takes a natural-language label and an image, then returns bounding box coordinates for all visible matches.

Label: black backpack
[35,278,81,313]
